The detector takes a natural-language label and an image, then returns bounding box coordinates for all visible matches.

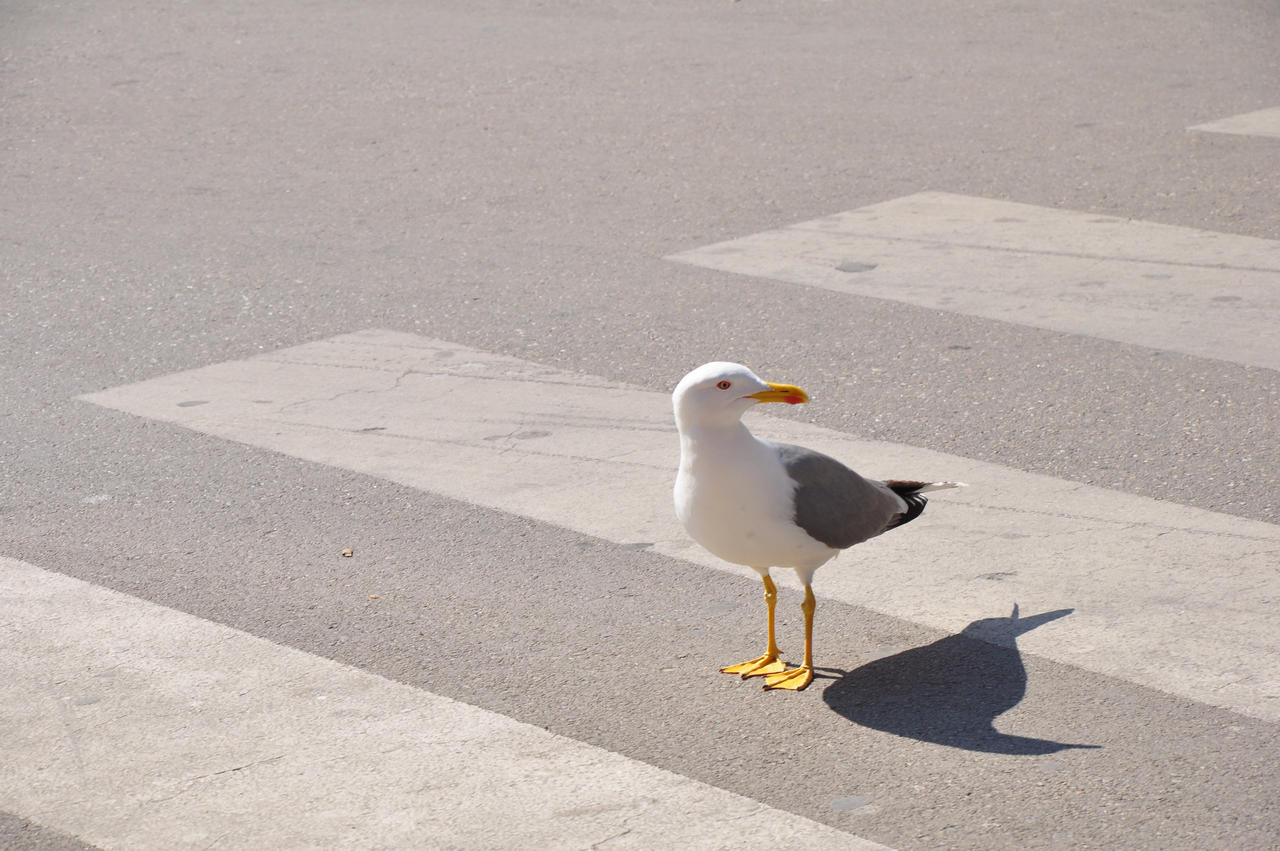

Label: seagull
[672,362,965,691]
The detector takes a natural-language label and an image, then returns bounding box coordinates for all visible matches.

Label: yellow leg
[721,575,787,678]
[763,585,814,691]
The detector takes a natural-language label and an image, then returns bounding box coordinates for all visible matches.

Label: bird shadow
[821,605,1100,754]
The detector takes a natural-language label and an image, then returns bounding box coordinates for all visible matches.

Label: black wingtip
[886,491,928,530]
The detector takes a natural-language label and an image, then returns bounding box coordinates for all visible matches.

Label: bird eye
[716,380,732,390]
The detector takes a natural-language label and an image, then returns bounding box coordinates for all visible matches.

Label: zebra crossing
[3,557,883,850]
[6,196,1280,848]
[76,326,1280,723]
[1189,106,1280,140]
[667,191,1280,372]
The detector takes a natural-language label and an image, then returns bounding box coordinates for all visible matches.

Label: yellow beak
[748,382,810,406]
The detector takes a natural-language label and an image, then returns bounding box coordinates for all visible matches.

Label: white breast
[674,423,836,570]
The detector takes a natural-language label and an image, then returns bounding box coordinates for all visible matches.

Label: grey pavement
[3,1,1278,848]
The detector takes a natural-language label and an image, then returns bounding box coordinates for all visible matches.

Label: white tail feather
[916,481,968,493]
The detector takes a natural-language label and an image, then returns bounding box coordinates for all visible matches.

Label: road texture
[3,1,1278,848]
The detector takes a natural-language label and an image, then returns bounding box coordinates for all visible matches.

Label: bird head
[672,362,809,431]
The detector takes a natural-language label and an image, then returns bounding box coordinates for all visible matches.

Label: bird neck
[678,419,757,463]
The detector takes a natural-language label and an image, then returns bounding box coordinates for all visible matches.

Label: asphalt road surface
[3,1,1279,848]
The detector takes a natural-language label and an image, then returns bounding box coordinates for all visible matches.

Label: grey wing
[772,442,907,549]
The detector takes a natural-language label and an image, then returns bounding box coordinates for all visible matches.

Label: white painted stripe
[0,556,887,851]
[1190,106,1280,139]
[666,192,1280,372]
[80,330,1280,721]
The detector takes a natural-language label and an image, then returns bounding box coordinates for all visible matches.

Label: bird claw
[762,665,813,691]
[720,654,787,678]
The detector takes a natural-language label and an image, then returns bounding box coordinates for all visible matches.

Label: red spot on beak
[784,395,804,405]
